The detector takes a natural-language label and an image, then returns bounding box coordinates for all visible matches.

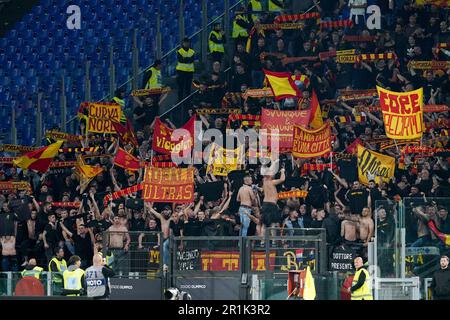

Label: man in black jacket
[431,255,450,300]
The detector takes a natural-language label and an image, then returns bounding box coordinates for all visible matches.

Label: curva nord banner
[376,86,424,140]
[87,102,123,133]
[151,115,195,155]
[142,167,194,203]
[292,122,331,158]
[261,109,310,151]
[357,145,395,185]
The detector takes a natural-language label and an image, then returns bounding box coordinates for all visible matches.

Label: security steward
[21,258,43,279]
[111,88,127,124]
[269,0,284,12]
[176,37,195,102]
[142,59,163,104]
[232,7,251,46]
[48,247,68,294]
[62,255,86,296]
[248,0,262,22]
[209,23,226,64]
[348,257,373,300]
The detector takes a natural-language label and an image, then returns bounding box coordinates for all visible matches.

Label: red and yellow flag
[309,90,323,129]
[427,220,450,246]
[263,69,301,100]
[75,155,104,193]
[13,140,64,173]
[114,147,141,171]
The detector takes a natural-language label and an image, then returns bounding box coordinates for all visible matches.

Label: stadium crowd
[0,0,449,285]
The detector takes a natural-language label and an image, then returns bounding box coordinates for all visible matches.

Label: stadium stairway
[0,0,238,145]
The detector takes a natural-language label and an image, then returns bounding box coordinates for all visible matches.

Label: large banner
[357,145,395,185]
[152,116,195,155]
[87,102,122,133]
[292,122,331,158]
[261,109,310,151]
[142,167,194,203]
[207,144,243,176]
[376,86,424,140]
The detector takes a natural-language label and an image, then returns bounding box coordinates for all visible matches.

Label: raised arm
[272,168,286,186]
[59,220,73,238]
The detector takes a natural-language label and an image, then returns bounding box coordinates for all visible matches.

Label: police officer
[62,255,86,296]
[176,37,195,102]
[21,258,43,279]
[209,23,226,64]
[348,257,373,300]
[85,253,115,299]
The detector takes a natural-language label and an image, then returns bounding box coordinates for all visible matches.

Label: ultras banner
[142,167,194,203]
[357,145,395,185]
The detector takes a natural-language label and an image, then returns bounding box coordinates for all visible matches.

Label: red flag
[114,148,141,171]
[112,119,138,147]
[152,115,196,155]
[345,138,363,154]
[13,141,64,173]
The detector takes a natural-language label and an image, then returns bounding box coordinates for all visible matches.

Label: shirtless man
[1,236,18,271]
[261,165,285,236]
[359,207,374,247]
[103,216,131,275]
[237,174,257,236]
[147,204,174,271]
[341,210,359,244]
[107,216,131,250]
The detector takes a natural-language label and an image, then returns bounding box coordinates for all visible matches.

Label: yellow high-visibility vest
[249,0,262,22]
[209,30,225,53]
[176,48,195,72]
[269,0,283,12]
[351,268,373,300]
[48,258,68,272]
[145,67,162,89]
[232,15,249,38]
[63,268,85,296]
[21,266,44,279]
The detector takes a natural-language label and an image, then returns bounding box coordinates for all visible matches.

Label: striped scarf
[342,35,375,42]
[274,13,321,24]
[334,115,367,123]
[357,53,397,62]
[0,158,77,168]
[320,19,353,29]
[59,147,100,153]
[356,104,449,113]
[402,146,450,154]
[131,87,171,97]
[227,114,261,128]
[38,202,81,208]
[152,154,172,162]
[302,163,337,171]
[242,88,274,100]
[278,190,308,199]
[150,161,177,168]
[196,108,241,115]
[0,181,32,192]
[103,184,143,206]
[380,140,420,151]
[45,130,83,142]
